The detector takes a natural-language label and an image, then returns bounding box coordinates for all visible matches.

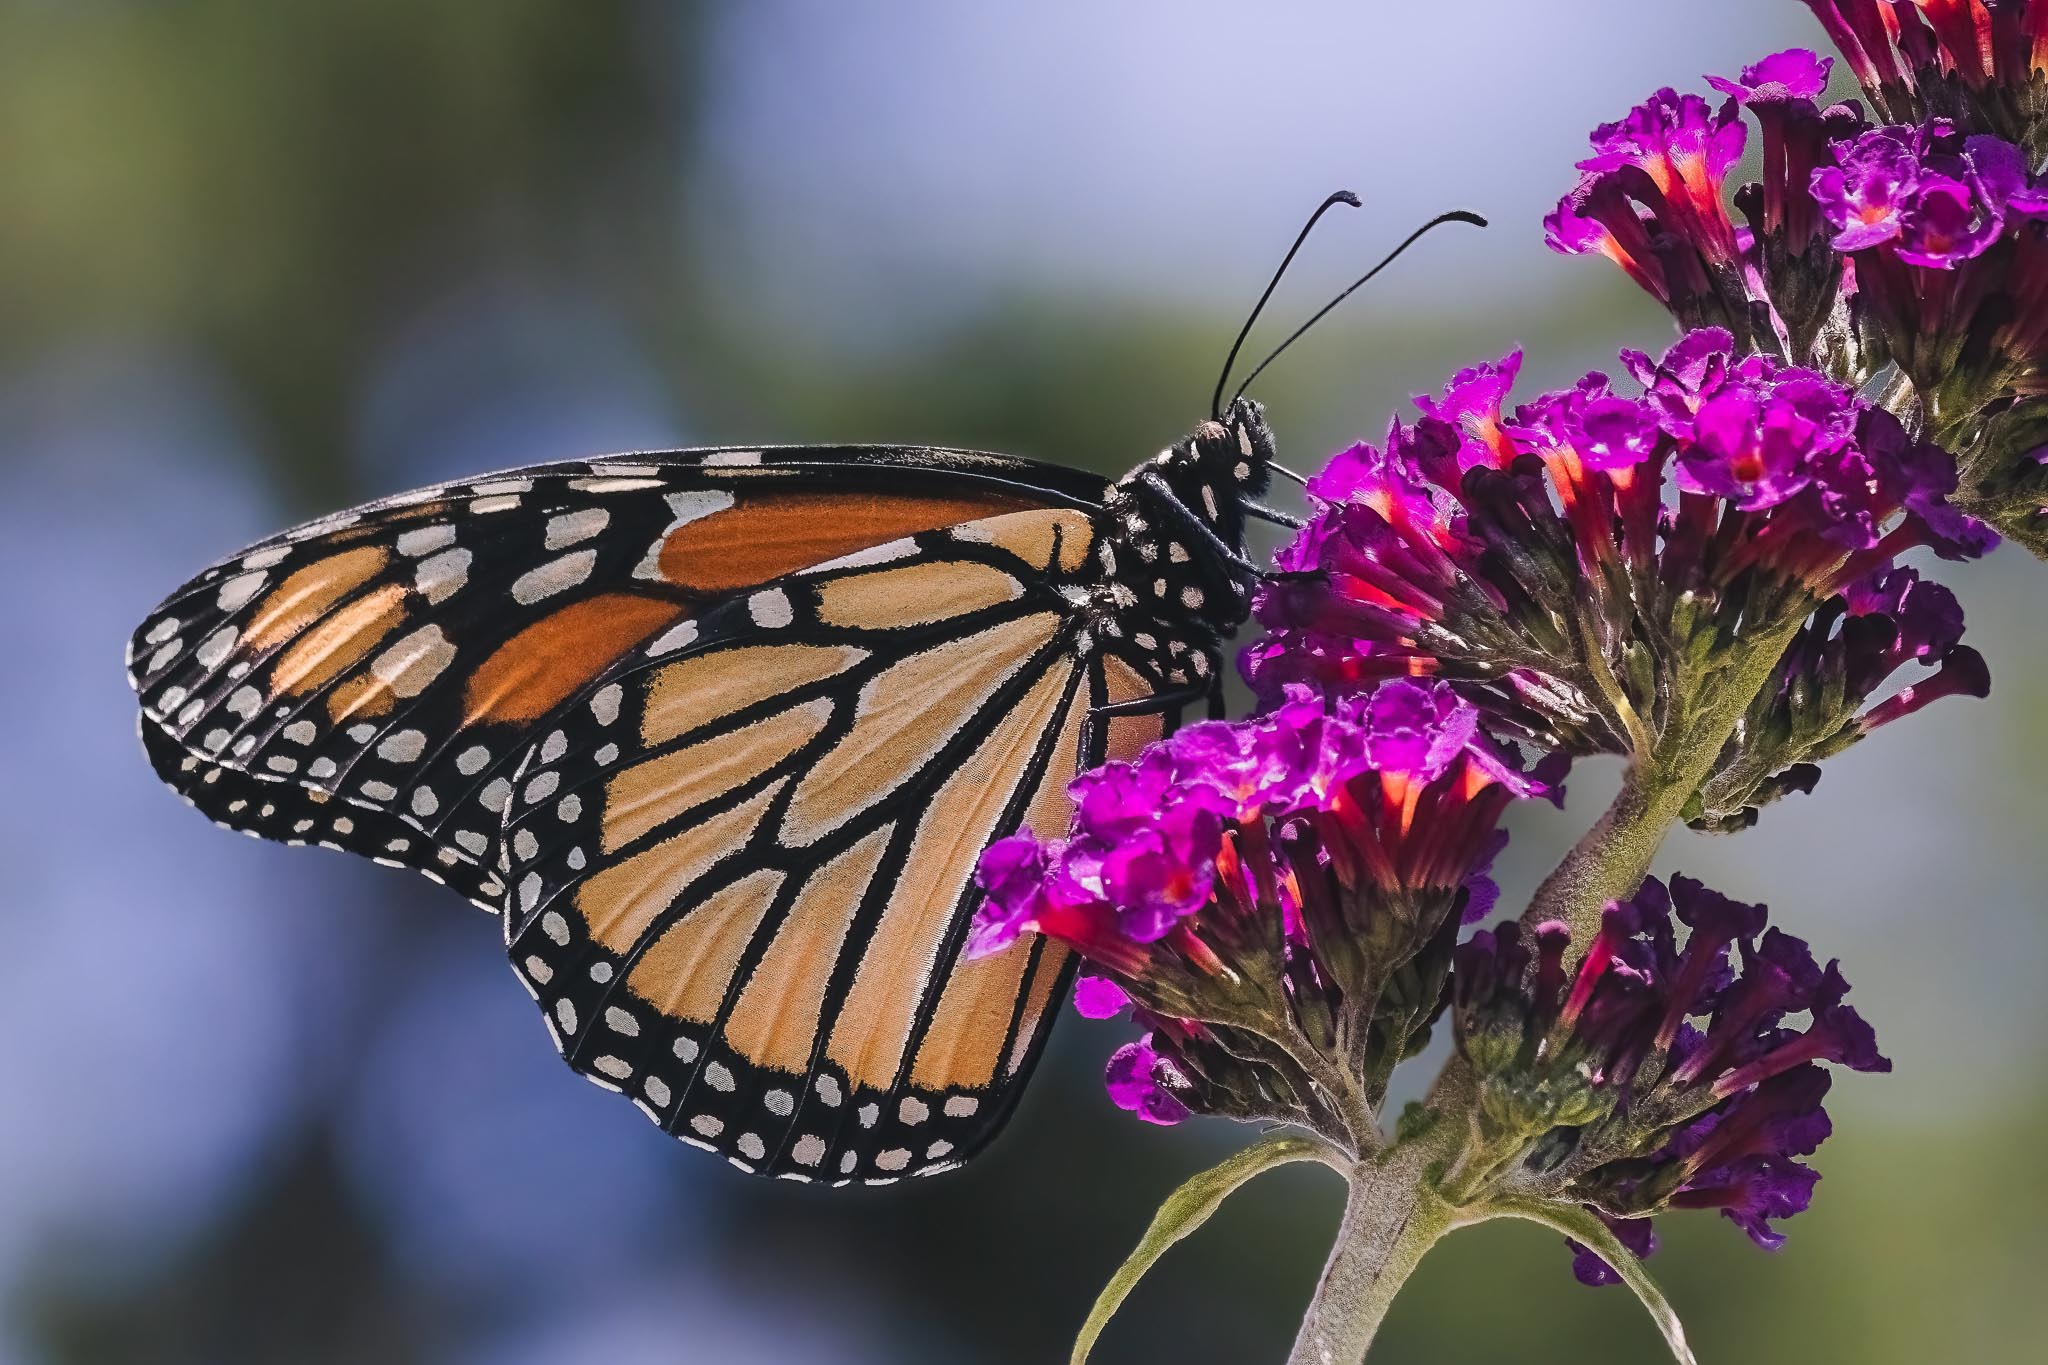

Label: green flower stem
[1517,760,1689,945]
[1284,1092,1481,1365]
[1285,1149,1451,1365]
[1523,615,1806,945]
[1071,1133,1342,1365]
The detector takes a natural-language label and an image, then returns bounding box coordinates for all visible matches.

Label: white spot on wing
[396,525,457,557]
[216,572,267,611]
[415,548,471,605]
[241,546,291,570]
[544,507,611,549]
[194,627,239,670]
[370,625,456,698]
[814,537,917,571]
[646,619,698,655]
[377,729,426,762]
[511,549,597,605]
[747,589,793,628]
[632,490,737,580]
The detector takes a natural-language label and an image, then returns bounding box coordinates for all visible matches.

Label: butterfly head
[1131,393,1275,525]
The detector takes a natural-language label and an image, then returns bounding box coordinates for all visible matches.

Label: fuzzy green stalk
[1521,613,1807,945]
[1284,1146,1455,1365]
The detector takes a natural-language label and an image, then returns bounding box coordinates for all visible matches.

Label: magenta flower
[1800,0,2048,144]
[1803,121,2048,409]
[1709,49,1842,242]
[1248,332,1991,785]
[1680,386,1826,509]
[968,680,1552,1131]
[1412,352,1524,474]
[1813,125,2019,266]
[1811,128,1923,253]
[1548,90,1756,339]
[1580,89,1747,267]
[1692,559,1989,831]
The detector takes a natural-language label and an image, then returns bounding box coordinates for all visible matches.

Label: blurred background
[2,2,2043,1362]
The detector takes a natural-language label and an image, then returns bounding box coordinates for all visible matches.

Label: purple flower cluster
[968,680,1552,1130]
[1246,331,1992,767]
[969,680,1544,967]
[1693,563,1989,829]
[1814,122,2046,265]
[1546,87,1758,341]
[1831,564,1990,729]
[1553,29,2048,558]
[1449,876,1890,1283]
[1549,51,1867,357]
[1815,121,2048,397]
[1800,0,2048,140]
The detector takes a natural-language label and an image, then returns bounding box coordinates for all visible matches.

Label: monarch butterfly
[124,201,1477,1184]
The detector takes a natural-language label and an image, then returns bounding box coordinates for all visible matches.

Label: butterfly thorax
[1096,397,1275,654]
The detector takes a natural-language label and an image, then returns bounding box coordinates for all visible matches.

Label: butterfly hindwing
[499,508,1182,1181]
[126,450,1104,908]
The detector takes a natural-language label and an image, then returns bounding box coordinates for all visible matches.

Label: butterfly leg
[1077,682,1217,766]
[1136,470,1265,584]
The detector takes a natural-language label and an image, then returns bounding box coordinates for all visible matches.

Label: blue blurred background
[3,3,2043,1361]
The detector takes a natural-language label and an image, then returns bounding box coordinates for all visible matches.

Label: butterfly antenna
[1266,462,1311,489]
[1211,190,1363,421]
[1230,209,1487,408]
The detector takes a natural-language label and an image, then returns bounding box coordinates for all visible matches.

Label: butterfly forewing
[125,450,1099,907]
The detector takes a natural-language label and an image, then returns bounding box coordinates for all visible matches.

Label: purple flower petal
[1105,1038,1192,1125]
[1072,974,1131,1020]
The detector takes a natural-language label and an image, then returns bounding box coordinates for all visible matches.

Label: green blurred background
[2,3,2042,1362]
